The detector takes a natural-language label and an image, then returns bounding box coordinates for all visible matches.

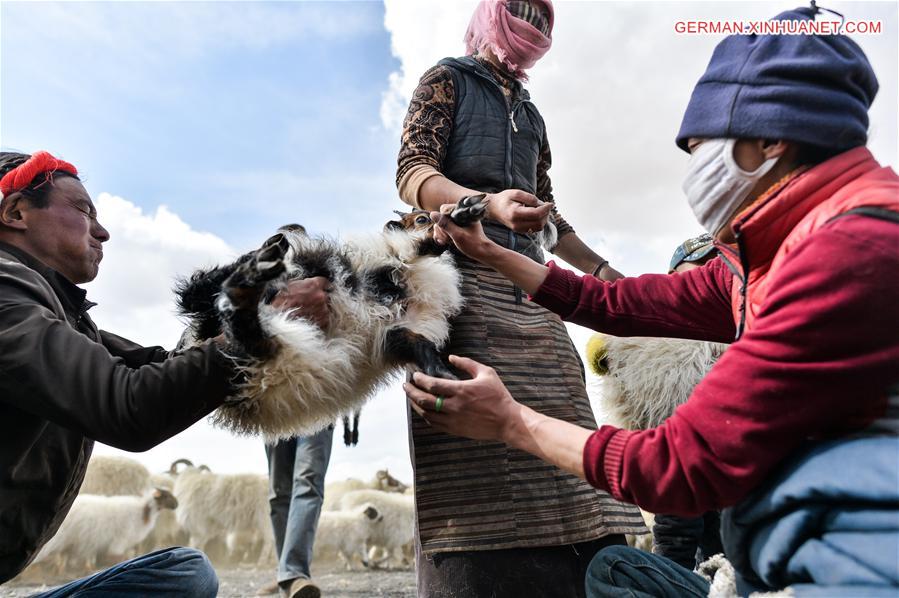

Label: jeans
[585,545,899,598]
[265,426,333,584]
[30,547,217,597]
[585,545,710,598]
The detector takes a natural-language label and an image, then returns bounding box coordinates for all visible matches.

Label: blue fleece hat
[676,5,879,152]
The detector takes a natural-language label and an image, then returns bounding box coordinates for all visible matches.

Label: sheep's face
[363,504,383,523]
[152,487,179,510]
[384,210,434,236]
[384,211,447,257]
[376,468,409,493]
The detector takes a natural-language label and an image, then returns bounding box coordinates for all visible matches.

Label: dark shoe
[281,578,321,598]
[255,580,280,596]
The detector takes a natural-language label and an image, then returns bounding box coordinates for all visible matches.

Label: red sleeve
[532,256,736,343]
[583,216,899,516]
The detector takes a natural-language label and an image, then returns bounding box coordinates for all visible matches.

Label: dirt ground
[2,565,417,598]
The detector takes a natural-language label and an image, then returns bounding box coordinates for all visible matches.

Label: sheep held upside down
[176,195,488,440]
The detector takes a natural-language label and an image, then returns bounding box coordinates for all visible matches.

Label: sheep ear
[152,488,163,499]
[278,223,306,235]
[384,220,404,232]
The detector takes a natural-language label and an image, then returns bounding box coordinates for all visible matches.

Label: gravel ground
[2,566,417,598]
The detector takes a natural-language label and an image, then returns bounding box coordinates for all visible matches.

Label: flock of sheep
[26,455,414,579]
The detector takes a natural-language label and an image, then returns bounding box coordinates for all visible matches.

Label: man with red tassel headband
[395,2,645,597]
[0,151,328,595]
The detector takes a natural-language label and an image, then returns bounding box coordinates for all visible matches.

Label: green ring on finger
[435,396,445,413]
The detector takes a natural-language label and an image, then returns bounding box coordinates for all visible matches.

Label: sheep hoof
[343,426,353,447]
[223,237,288,306]
[449,194,488,227]
[424,361,459,381]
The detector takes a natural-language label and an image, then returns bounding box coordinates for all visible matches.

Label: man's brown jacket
[0,242,234,583]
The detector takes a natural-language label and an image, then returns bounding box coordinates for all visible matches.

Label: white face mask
[682,138,779,236]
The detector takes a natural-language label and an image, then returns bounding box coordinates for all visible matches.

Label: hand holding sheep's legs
[385,328,459,380]
[220,233,290,359]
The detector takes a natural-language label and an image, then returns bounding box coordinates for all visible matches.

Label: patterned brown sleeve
[536,132,575,237]
[396,65,456,188]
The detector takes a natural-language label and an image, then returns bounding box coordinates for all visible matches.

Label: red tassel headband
[0,151,78,199]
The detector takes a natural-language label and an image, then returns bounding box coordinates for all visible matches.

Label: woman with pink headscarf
[395,2,646,596]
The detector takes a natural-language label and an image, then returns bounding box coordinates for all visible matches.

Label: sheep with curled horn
[175,195,489,440]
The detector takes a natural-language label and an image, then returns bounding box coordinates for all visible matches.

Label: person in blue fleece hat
[576,5,895,597]
[404,3,895,597]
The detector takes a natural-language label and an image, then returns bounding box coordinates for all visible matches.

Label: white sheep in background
[338,489,414,569]
[313,503,382,570]
[323,469,408,511]
[32,488,177,574]
[587,333,728,430]
[140,462,189,551]
[80,455,150,497]
[586,332,727,552]
[172,464,273,566]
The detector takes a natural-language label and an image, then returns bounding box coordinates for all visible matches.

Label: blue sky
[2,1,401,249]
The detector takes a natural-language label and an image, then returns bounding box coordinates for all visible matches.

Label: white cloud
[381,1,478,130]
[381,0,898,276]
[86,193,235,346]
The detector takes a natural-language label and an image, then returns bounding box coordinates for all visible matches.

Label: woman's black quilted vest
[439,56,546,198]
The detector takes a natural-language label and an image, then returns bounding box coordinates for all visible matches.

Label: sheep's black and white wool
[175,195,488,440]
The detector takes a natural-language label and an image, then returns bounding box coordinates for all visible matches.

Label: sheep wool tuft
[588,333,728,430]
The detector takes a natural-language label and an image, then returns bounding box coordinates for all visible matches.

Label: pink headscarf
[464,0,554,80]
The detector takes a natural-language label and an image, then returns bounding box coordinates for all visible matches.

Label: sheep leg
[342,415,352,447]
[448,194,488,227]
[366,545,390,569]
[337,549,355,571]
[219,233,290,359]
[351,410,360,445]
[385,328,457,380]
[174,261,243,342]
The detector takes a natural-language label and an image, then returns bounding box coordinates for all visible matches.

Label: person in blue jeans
[29,548,219,598]
[261,426,334,598]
